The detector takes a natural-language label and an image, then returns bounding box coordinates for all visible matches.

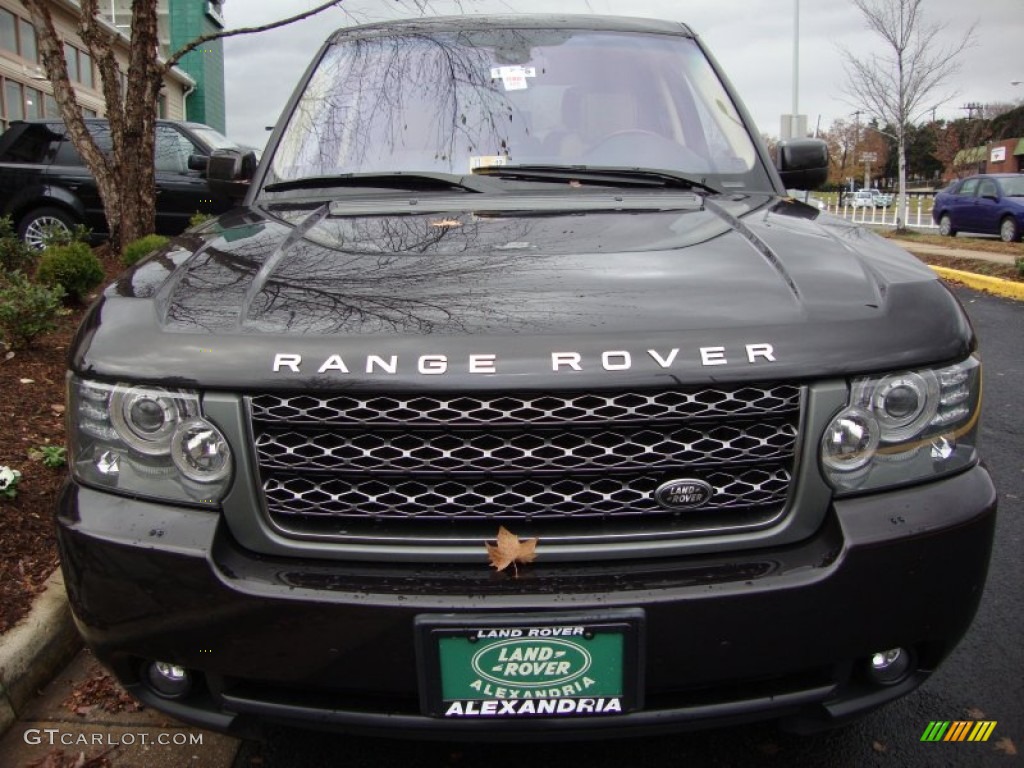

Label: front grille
[248,385,803,543]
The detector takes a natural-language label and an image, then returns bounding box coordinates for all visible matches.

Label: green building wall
[168,0,226,133]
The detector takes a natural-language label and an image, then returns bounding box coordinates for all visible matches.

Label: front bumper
[56,465,996,740]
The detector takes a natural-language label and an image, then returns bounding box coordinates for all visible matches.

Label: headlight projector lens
[171,419,232,483]
[110,387,188,455]
[869,371,939,442]
[822,407,879,472]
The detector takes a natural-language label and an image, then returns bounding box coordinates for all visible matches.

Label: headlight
[68,377,233,505]
[821,355,981,495]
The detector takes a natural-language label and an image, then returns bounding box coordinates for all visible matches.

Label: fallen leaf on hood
[486,526,537,576]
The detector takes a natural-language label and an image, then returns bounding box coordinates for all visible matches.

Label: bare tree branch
[162,0,344,72]
[840,0,975,229]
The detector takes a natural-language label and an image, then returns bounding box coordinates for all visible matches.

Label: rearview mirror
[206,149,258,201]
[776,139,829,191]
[187,154,209,172]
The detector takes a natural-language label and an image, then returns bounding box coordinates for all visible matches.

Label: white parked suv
[867,188,893,207]
[848,190,876,208]
[847,189,892,208]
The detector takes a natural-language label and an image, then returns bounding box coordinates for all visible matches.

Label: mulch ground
[0,249,121,635]
[917,252,1023,283]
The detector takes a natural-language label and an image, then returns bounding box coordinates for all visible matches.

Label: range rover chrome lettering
[270,343,778,375]
[58,15,995,739]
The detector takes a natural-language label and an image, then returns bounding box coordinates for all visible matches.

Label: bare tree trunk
[897,137,909,232]
[21,0,346,254]
[23,0,126,243]
[24,0,163,253]
[119,4,162,247]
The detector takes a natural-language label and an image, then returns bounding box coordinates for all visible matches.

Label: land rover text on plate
[57,15,996,739]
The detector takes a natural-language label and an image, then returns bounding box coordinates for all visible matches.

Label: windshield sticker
[471,155,509,171]
[490,66,535,91]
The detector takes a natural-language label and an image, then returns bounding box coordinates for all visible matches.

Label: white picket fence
[825,198,937,229]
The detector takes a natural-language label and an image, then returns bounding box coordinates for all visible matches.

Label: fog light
[146,661,192,698]
[867,647,911,685]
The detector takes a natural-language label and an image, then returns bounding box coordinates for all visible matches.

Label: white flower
[0,466,22,490]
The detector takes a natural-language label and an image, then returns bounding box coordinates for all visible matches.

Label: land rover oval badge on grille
[655,479,714,510]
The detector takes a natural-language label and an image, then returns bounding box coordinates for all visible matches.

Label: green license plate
[416,611,643,718]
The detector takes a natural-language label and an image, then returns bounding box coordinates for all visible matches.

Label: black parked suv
[57,15,995,739]
[0,118,240,247]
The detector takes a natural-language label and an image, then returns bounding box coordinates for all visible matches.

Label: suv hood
[76,193,972,390]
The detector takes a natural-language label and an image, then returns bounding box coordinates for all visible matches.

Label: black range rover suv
[0,118,239,247]
[56,15,996,739]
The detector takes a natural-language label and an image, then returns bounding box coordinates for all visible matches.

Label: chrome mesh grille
[264,468,792,519]
[255,422,797,473]
[249,387,800,426]
[247,385,802,537]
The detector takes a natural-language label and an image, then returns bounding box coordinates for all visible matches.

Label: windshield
[1001,177,1024,197]
[190,125,239,151]
[266,27,767,191]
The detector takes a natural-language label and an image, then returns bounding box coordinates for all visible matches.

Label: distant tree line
[810,102,1024,191]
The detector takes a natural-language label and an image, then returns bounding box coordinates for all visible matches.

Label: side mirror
[187,154,209,172]
[206,149,258,201]
[776,138,829,191]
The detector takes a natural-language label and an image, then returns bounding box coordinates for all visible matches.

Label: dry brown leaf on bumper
[485,526,538,576]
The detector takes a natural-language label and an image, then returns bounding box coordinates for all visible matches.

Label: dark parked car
[0,118,241,248]
[932,173,1024,242]
[57,15,994,740]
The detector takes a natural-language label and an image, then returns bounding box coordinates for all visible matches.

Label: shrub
[41,222,93,249]
[36,242,104,302]
[0,272,65,349]
[35,445,67,468]
[121,234,169,267]
[189,212,215,229]
[0,217,37,273]
[1017,257,1024,278]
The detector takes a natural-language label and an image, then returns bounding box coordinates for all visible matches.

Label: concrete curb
[0,570,81,736]
[929,266,1024,301]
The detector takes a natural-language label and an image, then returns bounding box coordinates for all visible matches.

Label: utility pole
[961,102,985,120]
[792,0,800,139]
[851,110,861,193]
[780,0,806,139]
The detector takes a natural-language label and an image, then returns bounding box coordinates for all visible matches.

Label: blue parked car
[933,173,1024,242]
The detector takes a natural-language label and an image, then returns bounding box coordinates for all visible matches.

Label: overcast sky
[222,0,1023,148]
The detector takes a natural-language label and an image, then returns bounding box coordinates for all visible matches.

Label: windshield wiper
[471,164,720,195]
[264,172,486,194]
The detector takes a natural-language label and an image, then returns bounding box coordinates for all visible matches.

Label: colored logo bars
[921,721,998,742]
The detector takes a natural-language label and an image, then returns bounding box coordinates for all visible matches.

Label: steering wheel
[583,129,709,172]
[589,129,664,150]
